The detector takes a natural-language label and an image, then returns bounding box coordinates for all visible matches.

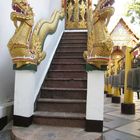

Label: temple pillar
[13,71,35,127]
[121,47,135,114]
[85,70,104,132]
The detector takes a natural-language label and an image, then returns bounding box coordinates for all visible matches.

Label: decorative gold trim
[84,0,115,69]
[124,47,134,104]
[8,0,65,70]
[66,0,88,29]
[62,0,65,8]
[32,9,65,50]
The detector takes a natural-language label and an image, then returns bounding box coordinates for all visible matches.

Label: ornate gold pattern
[111,48,124,97]
[124,47,134,104]
[84,0,115,69]
[8,0,65,70]
[66,0,87,29]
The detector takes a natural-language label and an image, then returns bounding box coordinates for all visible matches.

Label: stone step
[52,60,86,65]
[36,98,86,113]
[47,70,87,78]
[60,39,87,44]
[56,48,85,53]
[40,87,87,99]
[12,124,101,140]
[55,51,84,57]
[57,46,86,52]
[50,63,86,71]
[54,55,84,59]
[33,111,85,128]
[63,32,87,36]
[52,58,85,64]
[61,36,87,40]
[43,78,87,88]
[34,32,87,128]
[59,43,87,47]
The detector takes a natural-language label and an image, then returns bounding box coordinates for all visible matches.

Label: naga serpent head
[11,0,34,27]
[94,0,115,25]
[12,0,33,16]
[96,0,115,11]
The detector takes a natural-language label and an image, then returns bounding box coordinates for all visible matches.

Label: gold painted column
[121,47,135,114]
[106,60,113,97]
[74,0,79,23]
[104,71,108,94]
[112,59,121,103]
[66,0,87,29]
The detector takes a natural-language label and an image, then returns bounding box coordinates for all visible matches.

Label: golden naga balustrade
[84,0,115,69]
[111,48,124,102]
[8,0,65,71]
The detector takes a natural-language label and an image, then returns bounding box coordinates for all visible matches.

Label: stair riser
[52,61,86,65]
[54,55,84,59]
[57,47,86,52]
[63,32,87,36]
[50,64,85,71]
[47,71,87,79]
[59,44,87,48]
[56,49,85,53]
[40,90,86,99]
[33,117,85,128]
[55,52,84,57]
[60,40,87,44]
[43,80,87,88]
[36,102,86,113]
[34,32,87,128]
[53,58,85,64]
[61,37,87,40]
[54,52,83,59]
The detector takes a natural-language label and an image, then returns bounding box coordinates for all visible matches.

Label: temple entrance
[66,0,88,29]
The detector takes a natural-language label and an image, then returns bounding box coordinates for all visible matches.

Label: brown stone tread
[37,98,86,104]
[53,56,84,58]
[45,78,87,81]
[52,62,86,65]
[34,32,87,128]
[48,70,85,72]
[41,87,87,91]
[34,111,85,119]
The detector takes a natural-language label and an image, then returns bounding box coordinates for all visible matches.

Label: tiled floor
[103,93,140,140]
[104,114,131,129]
[1,93,140,140]
[116,122,140,137]
[101,130,140,140]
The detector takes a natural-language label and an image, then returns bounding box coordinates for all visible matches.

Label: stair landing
[12,125,101,140]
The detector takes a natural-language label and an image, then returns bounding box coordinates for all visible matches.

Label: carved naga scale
[84,0,115,69]
[7,0,46,70]
[8,0,64,71]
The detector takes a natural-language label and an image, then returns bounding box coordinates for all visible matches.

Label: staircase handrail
[32,9,65,51]
[34,9,65,101]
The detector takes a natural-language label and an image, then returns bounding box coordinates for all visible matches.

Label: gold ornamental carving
[8,0,65,70]
[83,0,115,69]
[66,0,87,29]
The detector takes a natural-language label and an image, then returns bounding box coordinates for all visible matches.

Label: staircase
[33,32,87,128]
